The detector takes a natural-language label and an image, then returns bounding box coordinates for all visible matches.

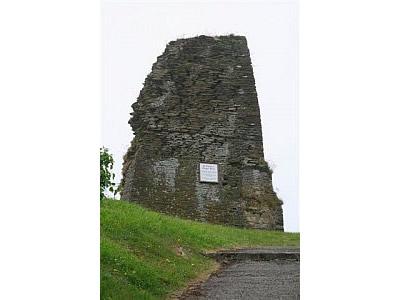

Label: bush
[100,147,116,200]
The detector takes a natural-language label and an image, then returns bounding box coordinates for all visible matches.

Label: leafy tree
[100,147,116,200]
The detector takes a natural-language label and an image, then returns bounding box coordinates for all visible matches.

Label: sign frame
[199,163,219,183]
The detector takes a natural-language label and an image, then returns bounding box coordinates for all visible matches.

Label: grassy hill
[100,199,300,299]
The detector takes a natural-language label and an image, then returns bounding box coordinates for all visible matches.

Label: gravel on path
[183,260,300,300]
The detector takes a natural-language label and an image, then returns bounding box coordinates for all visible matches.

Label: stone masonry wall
[120,35,283,230]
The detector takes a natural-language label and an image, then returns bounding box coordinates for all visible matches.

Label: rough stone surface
[120,35,283,230]
[206,247,300,262]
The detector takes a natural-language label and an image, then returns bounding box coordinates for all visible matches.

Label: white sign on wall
[199,163,219,183]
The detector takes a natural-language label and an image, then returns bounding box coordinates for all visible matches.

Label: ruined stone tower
[120,35,283,230]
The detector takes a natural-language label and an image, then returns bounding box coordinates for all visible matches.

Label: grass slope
[101,200,299,299]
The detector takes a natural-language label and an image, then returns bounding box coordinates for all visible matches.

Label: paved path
[182,248,300,300]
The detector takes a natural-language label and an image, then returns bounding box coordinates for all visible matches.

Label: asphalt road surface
[184,259,300,299]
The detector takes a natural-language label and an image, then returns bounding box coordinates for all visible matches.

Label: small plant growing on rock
[100,147,116,200]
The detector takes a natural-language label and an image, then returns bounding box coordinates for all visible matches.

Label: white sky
[102,0,299,232]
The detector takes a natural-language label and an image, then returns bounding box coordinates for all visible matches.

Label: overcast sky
[102,0,299,232]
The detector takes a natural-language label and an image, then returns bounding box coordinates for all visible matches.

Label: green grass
[101,199,300,299]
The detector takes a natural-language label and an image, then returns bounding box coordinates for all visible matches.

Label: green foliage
[100,147,116,200]
[101,200,300,299]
